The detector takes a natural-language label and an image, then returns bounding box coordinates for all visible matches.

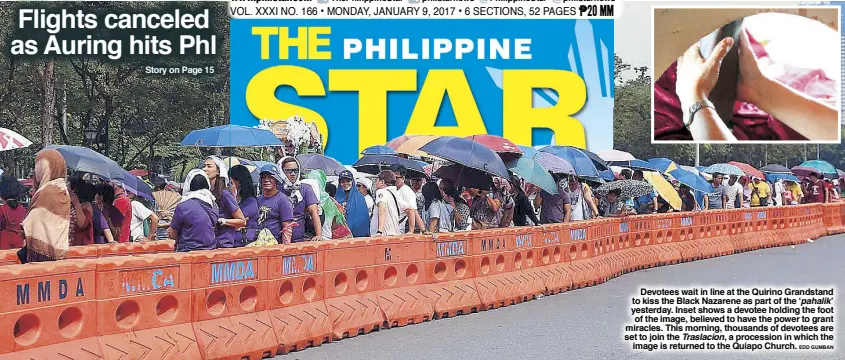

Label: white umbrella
[597,149,636,162]
[0,128,32,152]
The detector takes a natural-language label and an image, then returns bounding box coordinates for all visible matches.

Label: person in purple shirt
[169,170,219,252]
[257,164,294,243]
[203,156,246,248]
[278,157,321,242]
[229,165,259,247]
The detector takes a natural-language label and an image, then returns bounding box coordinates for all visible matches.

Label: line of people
[3,149,844,261]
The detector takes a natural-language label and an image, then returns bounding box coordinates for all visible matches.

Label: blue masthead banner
[230,19,614,165]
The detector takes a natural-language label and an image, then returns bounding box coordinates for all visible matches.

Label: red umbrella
[728,161,764,179]
[129,168,149,177]
[465,134,522,155]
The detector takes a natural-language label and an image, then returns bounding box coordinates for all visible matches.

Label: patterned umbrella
[702,163,744,177]
[594,179,655,200]
[728,161,764,179]
[0,128,32,151]
[760,164,790,173]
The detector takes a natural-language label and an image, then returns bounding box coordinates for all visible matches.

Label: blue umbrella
[118,172,153,201]
[703,163,744,177]
[765,173,800,183]
[599,169,615,181]
[179,125,283,147]
[607,159,659,171]
[582,150,610,171]
[505,156,558,194]
[669,168,715,194]
[800,160,837,177]
[539,146,602,179]
[361,145,396,156]
[420,136,510,179]
[648,158,678,173]
[297,154,345,175]
[45,145,126,182]
[353,155,426,178]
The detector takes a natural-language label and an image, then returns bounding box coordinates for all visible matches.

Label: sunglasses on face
[283,168,299,174]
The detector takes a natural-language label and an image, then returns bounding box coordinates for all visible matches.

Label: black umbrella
[594,180,654,200]
[433,164,494,191]
[760,164,790,173]
[353,155,426,178]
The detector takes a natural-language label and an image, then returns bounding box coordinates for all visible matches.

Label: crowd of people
[0,148,842,262]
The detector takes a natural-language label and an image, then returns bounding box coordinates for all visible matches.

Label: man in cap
[389,164,427,234]
[749,176,771,207]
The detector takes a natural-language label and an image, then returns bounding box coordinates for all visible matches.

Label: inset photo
[652,7,841,143]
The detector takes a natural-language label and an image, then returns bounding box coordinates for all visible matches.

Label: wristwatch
[685,99,714,128]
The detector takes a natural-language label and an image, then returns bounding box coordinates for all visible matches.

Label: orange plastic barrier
[426,231,480,318]
[0,204,839,359]
[189,248,276,360]
[0,260,100,359]
[266,242,331,354]
[95,253,200,360]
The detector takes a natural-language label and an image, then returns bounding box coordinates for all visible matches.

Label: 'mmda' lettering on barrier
[681,217,694,227]
[211,259,257,284]
[120,267,179,294]
[515,234,533,248]
[544,231,560,245]
[619,222,629,233]
[570,228,586,241]
[16,278,85,306]
[437,240,466,257]
[282,253,317,275]
[481,238,506,252]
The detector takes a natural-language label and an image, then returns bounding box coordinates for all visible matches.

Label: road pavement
[276,235,845,360]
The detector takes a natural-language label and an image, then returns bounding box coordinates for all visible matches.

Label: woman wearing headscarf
[356,177,375,218]
[0,176,26,249]
[278,156,321,242]
[228,165,259,247]
[334,170,370,237]
[202,156,246,248]
[169,170,219,252]
[308,170,352,239]
[21,149,71,262]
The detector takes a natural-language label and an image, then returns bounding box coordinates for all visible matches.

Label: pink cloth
[654,30,838,141]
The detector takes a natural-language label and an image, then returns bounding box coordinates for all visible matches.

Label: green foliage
[0,1,230,180]
[613,53,845,169]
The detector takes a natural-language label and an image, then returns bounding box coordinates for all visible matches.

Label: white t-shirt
[371,186,403,236]
[364,194,374,218]
[773,181,785,206]
[130,200,154,241]
[395,184,417,233]
[725,182,743,209]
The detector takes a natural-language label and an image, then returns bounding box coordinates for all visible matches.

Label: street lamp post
[83,126,98,147]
